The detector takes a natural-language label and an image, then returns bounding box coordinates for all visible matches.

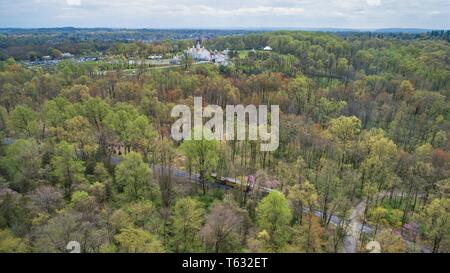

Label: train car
[211,173,275,194]
[211,173,251,192]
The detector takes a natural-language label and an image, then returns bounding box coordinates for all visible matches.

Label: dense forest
[0,30,448,253]
[0,28,255,61]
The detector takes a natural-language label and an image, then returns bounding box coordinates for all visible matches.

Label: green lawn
[238,50,249,59]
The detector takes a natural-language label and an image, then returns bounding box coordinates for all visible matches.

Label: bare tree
[201,200,250,253]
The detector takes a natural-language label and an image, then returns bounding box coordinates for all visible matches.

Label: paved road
[98,60,212,75]
[306,201,372,253]
[154,162,374,253]
[153,164,232,191]
[113,157,374,252]
[343,201,367,253]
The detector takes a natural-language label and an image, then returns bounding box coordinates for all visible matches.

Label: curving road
[153,163,373,253]
[343,201,368,253]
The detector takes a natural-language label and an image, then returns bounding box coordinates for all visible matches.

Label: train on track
[211,173,274,194]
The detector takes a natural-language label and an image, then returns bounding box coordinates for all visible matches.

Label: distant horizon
[0,26,447,32]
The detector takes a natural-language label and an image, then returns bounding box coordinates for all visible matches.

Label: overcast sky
[0,0,449,29]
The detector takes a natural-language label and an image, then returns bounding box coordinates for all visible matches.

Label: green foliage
[78,96,111,132]
[42,97,76,128]
[0,229,29,253]
[0,30,449,253]
[114,152,152,202]
[9,105,39,138]
[115,227,164,253]
[172,197,204,252]
[256,191,292,252]
[290,216,325,253]
[0,139,41,192]
[180,127,220,195]
[417,198,449,253]
[70,191,89,206]
[328,116,361,142]
[51,141,85,198]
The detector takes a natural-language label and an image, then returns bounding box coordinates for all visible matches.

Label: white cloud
[366,0,381,7]
[164,5,304,16]
[66,0,81,6]
[1,0,449,29]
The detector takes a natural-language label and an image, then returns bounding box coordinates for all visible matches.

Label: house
[148,55,163,60]
[78,56,98,62]
[263,46,273,51]
[170,56,180,65]
[61,52,74,59]
[186,40,212,61]
[185,40,230,65]
[211,49,230,66]
[212,52,226,63]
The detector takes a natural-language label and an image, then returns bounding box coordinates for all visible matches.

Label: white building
[170,56,180,65]
[148,55,162,60]
[186,41,212,61]
[211,49,230,66]
[185,41,230,65]
[61,52,74,59]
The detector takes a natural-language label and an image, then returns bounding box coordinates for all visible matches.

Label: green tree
[105,103,139,152]
[287,180,318,225]
[115,227,164,253]
[315,97,347,125]
[377,230,406,253]
[181,52,193,70]
[180,127,220,195]
[256,191,292,252]
[0,229,29,253]
[154,138,177,207]
[172,197,204,252]
[114,152,151,202]
[63,116,97,158]
[370,206,388,238]
[123,201,161,234]
[0,139,41,192]
[360,129,398,201]
[42,97,75,130]
[9,105,39,138]
[78,97,111,154]
[417,198,449,253]
[328,116,361,143]
[290,216,324,253]
[128,115,157,161]
[51,141,85,198]
[0,191,30,234]
[286,75,313,115]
